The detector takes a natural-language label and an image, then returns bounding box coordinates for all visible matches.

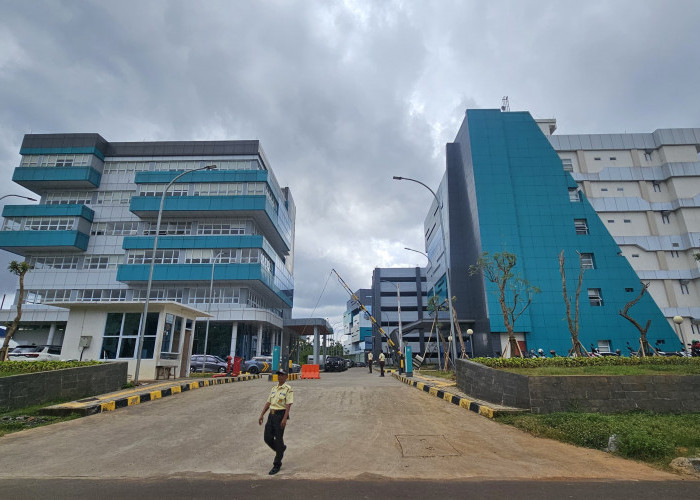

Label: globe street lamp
[673,316,687,354]
[133,164,217,384]
[393,176,458,372]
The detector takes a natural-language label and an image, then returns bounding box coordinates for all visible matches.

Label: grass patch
[495,411,700,467]
[418,369,456,380]
[0,360,102,377]
[0,399,82,438]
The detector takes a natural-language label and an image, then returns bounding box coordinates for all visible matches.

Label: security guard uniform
[260,370,294,474]
[367,352,373,373]
[378,352,386,377]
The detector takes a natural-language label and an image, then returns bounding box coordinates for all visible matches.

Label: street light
[0,194,37,202]
[404,246,441,368]
[201,251,224,373]
[673,316,687,354]
[380,279,403,358]
[393,175,458,372]
[133,164,217,384]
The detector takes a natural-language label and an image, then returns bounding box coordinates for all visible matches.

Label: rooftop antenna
[501,96,510,112]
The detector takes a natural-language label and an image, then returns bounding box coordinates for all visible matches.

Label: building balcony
[116,262,293,307]
[12,166,102,191]
[2,204,94,222]
[129,195,290,254]
[0,230,89,255]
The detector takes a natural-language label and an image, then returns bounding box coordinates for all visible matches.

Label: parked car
[324,356,348,372]
[242,356,301,374]
[190,354,228,373]
[9,345,62,361]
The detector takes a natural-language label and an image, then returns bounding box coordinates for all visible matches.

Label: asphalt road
[0,368,694,494]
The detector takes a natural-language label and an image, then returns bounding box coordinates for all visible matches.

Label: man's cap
[276,368,287,376]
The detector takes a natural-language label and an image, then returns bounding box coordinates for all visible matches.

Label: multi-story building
[342,288,373,362]
[0,133,295,377]
[545,124,700,345]
[370,267,430,361]
[423,110,678,357]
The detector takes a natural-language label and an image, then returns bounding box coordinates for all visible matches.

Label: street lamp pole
[133,164,216,384]
[0,194,37,202]
[201,251,224,373]
[380,279,403,371]
[394,176,458,373]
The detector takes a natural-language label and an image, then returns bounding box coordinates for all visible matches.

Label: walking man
[378,351,385,377]
[367,351,373,373]
[259,368,294,475]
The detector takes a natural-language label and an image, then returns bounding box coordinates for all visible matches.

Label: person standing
[259,368,294,475]
[378,351,385,377]
[367,351,373,373]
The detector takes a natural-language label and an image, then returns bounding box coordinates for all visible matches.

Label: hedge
[0,360,103,375]
[471,356,700,369]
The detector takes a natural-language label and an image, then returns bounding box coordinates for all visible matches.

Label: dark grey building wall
[0,362,128,412]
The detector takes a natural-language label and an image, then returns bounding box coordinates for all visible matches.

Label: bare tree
[619,281,654,356]
[1,261,32,361]
[559,250,588,357]
[469,252,540,358]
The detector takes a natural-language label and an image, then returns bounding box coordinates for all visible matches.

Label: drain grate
[395,434,461,458]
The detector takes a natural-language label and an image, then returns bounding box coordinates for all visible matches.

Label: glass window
[574,219,589,235]
[588,288,603,306]
[100,312,157,360]
[580,253,595,270]
[568,188,581,202]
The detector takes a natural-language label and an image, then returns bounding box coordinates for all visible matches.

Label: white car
[9,345,62,361]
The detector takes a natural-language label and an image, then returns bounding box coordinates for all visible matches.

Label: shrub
[0,360,102,375]
[472,356,700,369]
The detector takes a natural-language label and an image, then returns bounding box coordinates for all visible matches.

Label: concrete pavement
[0,368,687,482]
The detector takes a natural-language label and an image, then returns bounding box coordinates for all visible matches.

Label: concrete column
[256,324,263,356]
[46,323,57,345]
[313,325,319,364]
[229,321,238,357]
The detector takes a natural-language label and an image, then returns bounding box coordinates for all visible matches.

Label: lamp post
[393,176,458,372]
[0,194,37,202]
[133,164,216,384]
[404,246,441,368]
[201,251,224,373]
[673,315,687,354]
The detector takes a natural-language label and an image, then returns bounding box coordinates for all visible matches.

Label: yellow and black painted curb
[267,372,301,382]
[41,374,262,417]
[392,373,504,419]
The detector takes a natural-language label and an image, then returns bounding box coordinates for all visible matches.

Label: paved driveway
[0,369,679,481]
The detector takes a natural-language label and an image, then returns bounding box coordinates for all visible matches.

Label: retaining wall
[0,362,128,412]
[456,359,700,414]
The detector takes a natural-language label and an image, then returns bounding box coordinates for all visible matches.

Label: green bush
[472,356,700,369]
[0,360,102,375]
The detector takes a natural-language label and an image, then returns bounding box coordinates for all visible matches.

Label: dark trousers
[379,361,385,376]
[264,412,286,466]
[368,360,373,373]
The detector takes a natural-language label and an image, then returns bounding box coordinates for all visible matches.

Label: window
[597,340,611,353]
[609,157,616,161]
[672,242,679,248]
[574,219,589,235]
[652,182,661,192]
[1,217,22,231]
[625,288,634,292]
[20,154,91,167]
[561,158,574,172]
[45,192,93,205]
[82,255,121,269]
[143,221,191,236]
[29,256,79,269]
[580,253,595,269]
[138,184,188,197]
[680,281,690,295]
[588,288,603,306]
[568,188,581,202]
[23,289,72,304]
[617,187,624,192]
[631,254,639,258]
[24,217,75,231]
[607,219,615,223]
[594,157,601,161]
[661,212,670,224]
[126,249,179,265]
[601,188,608,192]
[100,312,158,360]
[644,152,653,161]
[90,221,139,236]
[188,287,241,304]
[132,288,183,301]
[624,219,631,223]
[192,183,244,196]
[95,191,134,205]
[196,221,248,235]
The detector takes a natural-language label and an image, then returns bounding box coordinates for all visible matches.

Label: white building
[544,122,700,346]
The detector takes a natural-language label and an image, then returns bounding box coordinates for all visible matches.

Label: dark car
[324,356,347,372]
[190,354,228,373]
[355,361,366,367]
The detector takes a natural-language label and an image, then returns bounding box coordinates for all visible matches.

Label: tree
[469,252,540,358]
[0,261,32,361]
[559,250,588,357]
[619,281,654,356]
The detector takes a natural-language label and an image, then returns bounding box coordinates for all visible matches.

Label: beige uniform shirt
[267,382,294,410]
[378,353,385,362]
[368,353,373,361]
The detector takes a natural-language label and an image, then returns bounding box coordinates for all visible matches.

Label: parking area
[0,368,678,481]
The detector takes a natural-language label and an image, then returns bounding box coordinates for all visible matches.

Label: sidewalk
[392,371,526,418]
[40,374,262,417]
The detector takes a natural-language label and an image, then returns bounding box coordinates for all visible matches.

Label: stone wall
[456,359,700,414]
[0,362,128,412]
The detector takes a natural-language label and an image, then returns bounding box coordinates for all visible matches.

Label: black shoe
[269,465,281,475]
[283,445,287,452]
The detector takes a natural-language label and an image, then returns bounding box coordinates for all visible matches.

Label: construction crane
[331,269,402,363]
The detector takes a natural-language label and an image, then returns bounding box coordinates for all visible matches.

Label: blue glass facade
[434,110,677,356]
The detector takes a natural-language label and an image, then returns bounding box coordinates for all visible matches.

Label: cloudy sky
[1,0,699,334]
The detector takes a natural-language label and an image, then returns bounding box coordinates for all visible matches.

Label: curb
[41,374,262,417]
[392,373,509,419]
[267,373,301,382]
